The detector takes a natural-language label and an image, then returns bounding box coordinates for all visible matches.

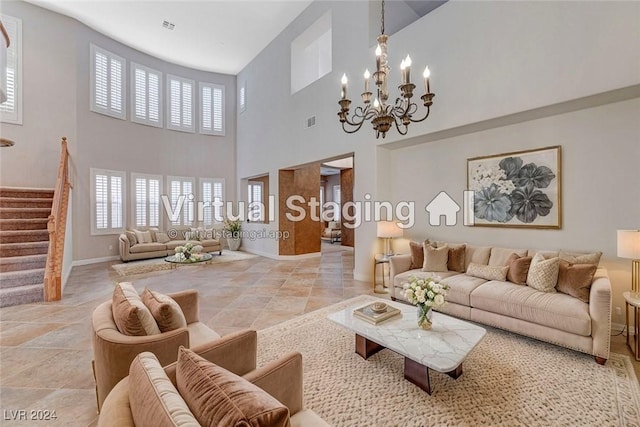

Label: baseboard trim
[72,255,120,266]
[241,248,321,261]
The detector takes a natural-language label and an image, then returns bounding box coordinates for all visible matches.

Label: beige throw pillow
[142,288,188,332]
[526,253,559,293]
[134,230,153,244]
[556,260,597,303]
[155,232,171,244]
[422,244,449,272]
[112,282,161,336]
[559,251,602,266]
[129,352,198,427]
[125,230,138,247]
[176,347,290,427]
[466,262,509,281]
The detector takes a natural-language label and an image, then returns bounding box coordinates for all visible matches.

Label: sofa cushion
[556,260,597,303]
[440,274,487,306]
[134,230,153,244]
[467,263,509,281]
[465,245,492,270]
[489,247,528,266]
[409,240,427,270]
[506,253,532,285]
[526,253,559,293]
[559,251,602,266]
[422,244,449,272]
[447,244,466,273]
[130,242,167,254]
[129,352,198,427]
[393,270,461,288]
[112,282,161,336]
[142,288,188,332]
[125,231,138,247]
[200,239,221,247]
[156,232,171,244]
[166,240,188,250]
[527,249,559,259]
[470,280,591,336]
[176,347,290,427]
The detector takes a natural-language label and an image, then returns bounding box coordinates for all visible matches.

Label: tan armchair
[321,221,341,244]
[91,289,220,411]
[98,330,330,427]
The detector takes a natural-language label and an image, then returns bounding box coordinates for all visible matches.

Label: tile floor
[0,244,638,426]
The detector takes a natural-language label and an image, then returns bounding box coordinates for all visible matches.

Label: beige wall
[0,2,236,261]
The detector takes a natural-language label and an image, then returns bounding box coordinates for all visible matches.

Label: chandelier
[337,0,435,139]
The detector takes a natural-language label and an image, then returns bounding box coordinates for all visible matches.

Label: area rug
[111,251,258,276]
[257,295,640,427]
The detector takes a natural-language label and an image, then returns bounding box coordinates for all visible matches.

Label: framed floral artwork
[467,146,561,229]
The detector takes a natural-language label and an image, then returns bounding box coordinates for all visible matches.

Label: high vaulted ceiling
[26,0,313,75]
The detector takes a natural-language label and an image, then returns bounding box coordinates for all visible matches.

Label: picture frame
[466,146,561,229]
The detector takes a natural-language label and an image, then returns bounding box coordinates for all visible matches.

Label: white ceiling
[26,0,313,75]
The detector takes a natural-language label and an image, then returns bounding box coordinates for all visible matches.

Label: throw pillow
[141,288,188,332]
[506,253,532,285]
[176,347,290,427]
[409,240,428,270]
[466,262,509,281]
[129,352,198,427]
[556,260,597,303]
[155,232,171,244]
[559,251,602,266]
[447,244,466,273]
[125,230,137,247]
[464,245,492,270]
[526,253,560,293]
[489,247,528,267]
[112,282,161,336]
[134,230,153,244]
[147,228,159,242]
[422,244,449,272]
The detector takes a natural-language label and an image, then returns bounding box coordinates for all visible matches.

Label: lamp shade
[376,221,403,238]
[617,230,640,259]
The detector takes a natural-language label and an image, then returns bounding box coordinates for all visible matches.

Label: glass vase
[417,305,433,330]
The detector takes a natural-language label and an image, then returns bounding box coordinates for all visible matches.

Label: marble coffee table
[327,297,486,394]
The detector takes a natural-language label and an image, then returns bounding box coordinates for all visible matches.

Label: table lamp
[377,221,403,256]
[617,230,640,298]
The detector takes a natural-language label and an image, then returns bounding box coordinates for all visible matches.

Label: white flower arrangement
[403,276,449,310]
[174,242,203,262]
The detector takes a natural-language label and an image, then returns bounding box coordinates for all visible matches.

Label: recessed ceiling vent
[162,21,175,30]
[306,115,316,129]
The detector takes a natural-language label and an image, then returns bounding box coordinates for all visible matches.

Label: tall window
[91,168,125,234]
[290,11,332,94]
[248,181,264,222]
[238,82,246,113]
[131,63,162,127]
[90,44,126,120]
[0,14,22,124]
[167,75,194,132]
[333,184,341,220]
[200,82,224,135]
[167,176,195,226]
[200,178,225,226]
[132,173,162,228]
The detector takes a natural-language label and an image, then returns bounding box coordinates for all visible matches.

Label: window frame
[166,175,196,226]
[199,81,225,136]
[130,62,163,128]
[0,14,22,124]
[131,173,163,229]
[199,177,225,227]
[90,168,126,235]
[166,74,195,133]
[90,44,126,120]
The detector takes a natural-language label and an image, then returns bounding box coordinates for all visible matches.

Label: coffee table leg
[446,364,463,379]
[355,334,385,359]
[404,358,431,395]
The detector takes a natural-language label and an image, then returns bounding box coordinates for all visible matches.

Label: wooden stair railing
[44,137,73,301]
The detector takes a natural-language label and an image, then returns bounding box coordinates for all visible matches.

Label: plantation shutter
[199,82,225,136]
[90,44,125,120]
[92,168,125,234]
[132,63,162,127]
[213,181,223,222]
[167,75,194,132]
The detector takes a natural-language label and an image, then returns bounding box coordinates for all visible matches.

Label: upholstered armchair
[91,289,220,411]
[321,221,341,243]
[97,330,330,427]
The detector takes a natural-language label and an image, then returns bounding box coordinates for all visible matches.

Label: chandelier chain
[381,0,385,35]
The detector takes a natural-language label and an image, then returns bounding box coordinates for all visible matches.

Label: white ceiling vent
[306,115,316,129]
[162,21,175,30]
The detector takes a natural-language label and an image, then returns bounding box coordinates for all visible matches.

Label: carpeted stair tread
[0,284,43,307]
[0,187,54,198]
[0,230,49,244]
[0,254,47,273]
[0,268,45,289]
[0,197,53,209]
[0,241,49,257]
[0,218,49,230]
[0,208,51,219]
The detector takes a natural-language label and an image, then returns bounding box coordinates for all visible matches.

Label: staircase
[0,187,54,307]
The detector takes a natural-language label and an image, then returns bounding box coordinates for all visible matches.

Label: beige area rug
[111,251,258,276]
[257,295,640,427]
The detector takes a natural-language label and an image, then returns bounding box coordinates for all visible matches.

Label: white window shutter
[90,44,126,120]
[91,168,126,234]
[1,14,22,124]
[167,75,195,133]
[199,82,225,136]
[131,63,162,127]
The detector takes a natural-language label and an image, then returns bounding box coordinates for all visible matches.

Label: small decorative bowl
[371,302,387,313]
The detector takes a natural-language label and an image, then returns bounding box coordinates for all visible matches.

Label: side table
[373,254,392,294]
[623,291,640,361]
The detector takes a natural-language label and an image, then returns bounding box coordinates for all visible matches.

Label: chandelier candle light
[338,0,435,138]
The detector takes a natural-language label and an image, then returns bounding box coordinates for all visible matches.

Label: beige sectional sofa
[390,243,611,364]
[119,227,221,262]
